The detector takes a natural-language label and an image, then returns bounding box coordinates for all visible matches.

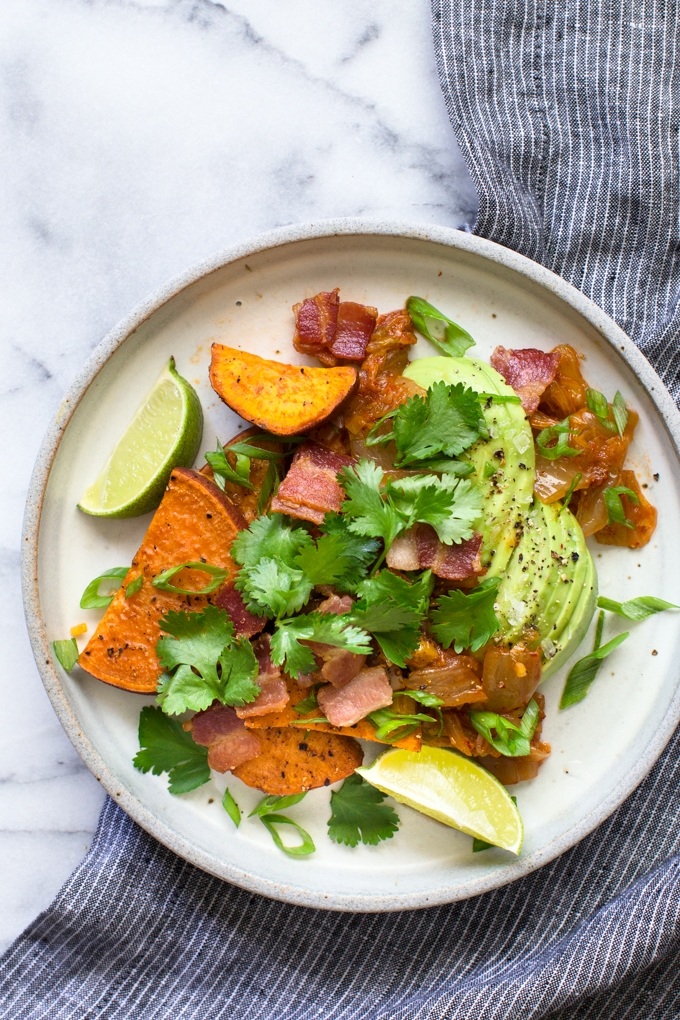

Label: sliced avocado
[495,500,597,676]
[403,356,534,576]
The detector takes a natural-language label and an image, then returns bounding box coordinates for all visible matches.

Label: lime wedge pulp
[357,746,523,854]
[78,357,203,518]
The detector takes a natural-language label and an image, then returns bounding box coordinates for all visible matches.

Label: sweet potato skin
[78,468,246,693]
[209,345,357,436]
[232,726,363,795]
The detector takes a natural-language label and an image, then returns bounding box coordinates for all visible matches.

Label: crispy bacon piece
[595,469,658,548]
[386,526,484,580]
[490,347,560,414]
[235,635,289,719]
[344,310,422,436]
[186,704,261,772]
[214,585,264,638]
[539,344,589,417]
[270,441,353,524]
[332,302,378,360]
[292,289,339,366]
[317,666,393,728]
[304,594,365,688]
[480,646,541,713]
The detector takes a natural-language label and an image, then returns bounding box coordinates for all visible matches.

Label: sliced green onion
[603,486,639,529]
[222,788,241,827]
[53,638,79,672]
[205,441,254,490]
[586,388,609,418]
[597,595,679,621]
[612,391,628,436]
[125,575,143,598]
[293,690,320,715]
[79,567,128,609]
[477,392,522,404]
[259,814,316,857]
[364,408,398,447]
[560,611,629,708]
[256,459,279,515]
[535,418,580,460]
[406,296,475,357]
[401,457,475,476]
[249,792,307,818]
[290,716,329,726]
[152,562,229,595]
[484,461,497,479]
[468,698,539,757]
[561,472,583,510]
[367,707,434,743]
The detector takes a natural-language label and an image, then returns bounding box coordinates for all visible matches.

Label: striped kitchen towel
[2,1,680,1017]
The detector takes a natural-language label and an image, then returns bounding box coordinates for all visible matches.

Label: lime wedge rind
[77,357,203,519]
[357,746,523,854]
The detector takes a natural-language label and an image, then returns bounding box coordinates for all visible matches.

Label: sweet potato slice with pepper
[209,345,357,436]
[78,468,246,693]
[232,726,363,795]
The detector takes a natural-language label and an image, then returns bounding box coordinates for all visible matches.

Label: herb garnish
[152,562,229,595]
[250,793,315,857]
[155,606,260,715]
[468,698,540,757]
[406,297,475,357]
[133,706,210,794]
[53,638,79,672]
[535,418,580,460]
[560,611,629,708]
[603,485,639,529]
[349,570,433,667]
[222,788,241,827]
[270,613,371,680]
[327,773,400,846]
[80,567,128,609]
[597,595,679,620]
[431,576,501,653]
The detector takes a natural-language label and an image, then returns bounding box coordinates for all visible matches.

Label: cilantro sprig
[431,576,501,653]
[349,570,433,667]
[328,773,400,846]
[155,606,260,715]
[133,706,210,794]
[270,612,372,679]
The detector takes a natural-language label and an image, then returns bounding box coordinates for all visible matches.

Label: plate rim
[22,217,680,911]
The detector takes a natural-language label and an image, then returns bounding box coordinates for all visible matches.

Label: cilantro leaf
[157,606,234,690]
[387,475,483,544]
[133,706,210,795]
[431,577,501,653]
[328,773,400,847]
[339,460,403,550]
[237,556,313,618]
[406,297,475,357]
[270,612,372,679]
[155,607,260,715]
[317,513,381,592]
[218,638,261,706]
[294,532,359,588]
[231,514,312,570]
[350,570,432,667]
[597,595,679,620]
[392,382,487,465]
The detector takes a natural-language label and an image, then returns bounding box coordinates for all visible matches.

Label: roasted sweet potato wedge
[78,468,246,693]
[209,345,357,436]
[232,726,363,795]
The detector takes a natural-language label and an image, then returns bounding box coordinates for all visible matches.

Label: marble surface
[0,0,476,953]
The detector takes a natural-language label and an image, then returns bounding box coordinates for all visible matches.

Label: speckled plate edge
[21,219,680,912]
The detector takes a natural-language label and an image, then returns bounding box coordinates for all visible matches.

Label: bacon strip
[186,704,261,772]
[292,289,339,366]
[317,666,393,728]
[236,634,289,719]
[386,526,484,580]
[304,594,365,688]
[270,441,353,524]
[214,586,264,638]
[331,302,378,360]
[490,347,560,413]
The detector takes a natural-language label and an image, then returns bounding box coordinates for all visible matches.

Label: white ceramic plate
[23,221,680,911]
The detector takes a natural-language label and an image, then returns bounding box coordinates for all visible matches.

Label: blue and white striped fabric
[2,2,680,1017]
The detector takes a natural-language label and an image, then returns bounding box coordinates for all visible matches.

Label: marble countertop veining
[0,0,476,952]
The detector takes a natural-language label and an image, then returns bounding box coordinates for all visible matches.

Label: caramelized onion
[405,653,485,708]
[595,469,658,548]
[539,345,588,417]
[480,646,541,712]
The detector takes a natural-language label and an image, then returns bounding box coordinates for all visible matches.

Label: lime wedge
[357,746,523,853]
[78,357,203,518]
